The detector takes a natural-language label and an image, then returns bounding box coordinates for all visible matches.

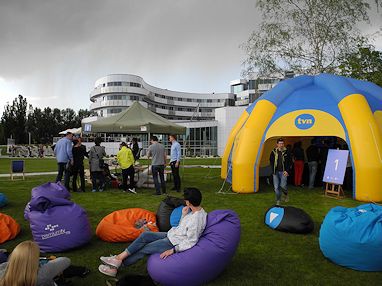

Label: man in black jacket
[72,137,88,192]
[269,138,292,205]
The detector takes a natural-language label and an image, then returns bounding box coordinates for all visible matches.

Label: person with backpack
[88,137,106,192]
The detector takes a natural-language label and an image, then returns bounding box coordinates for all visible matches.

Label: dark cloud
[0,0,380,112]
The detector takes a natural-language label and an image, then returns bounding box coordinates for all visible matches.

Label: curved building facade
[90,74,235,120]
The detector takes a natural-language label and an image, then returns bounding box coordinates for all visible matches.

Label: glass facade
[182,126,218,156]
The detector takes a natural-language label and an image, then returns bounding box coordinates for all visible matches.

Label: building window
[186,98,192,102]
[108,108,122,114]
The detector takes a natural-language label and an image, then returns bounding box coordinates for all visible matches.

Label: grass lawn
[0,166,381,285]
[0,157,221,174]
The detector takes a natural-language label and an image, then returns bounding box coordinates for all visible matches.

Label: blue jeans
[56,162,70,190]
[123,232,173,266]
[152,165,166,194]
[273,171,288,201]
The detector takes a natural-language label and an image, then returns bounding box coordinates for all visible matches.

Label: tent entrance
[258,136,353,192]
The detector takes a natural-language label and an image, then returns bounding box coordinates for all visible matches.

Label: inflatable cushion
[147,210,241,286]
[156,196,184,232]
[319,203,382,271]
[96,208,159,242]
[265,205,314,234]
[0,213,20,244]
[170,206,183,227]
[27,196,91,252]
[0,193,8,208]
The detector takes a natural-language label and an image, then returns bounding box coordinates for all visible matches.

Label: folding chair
[10,160,25,180]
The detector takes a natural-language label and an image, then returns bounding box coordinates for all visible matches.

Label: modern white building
[90,74,235,120]
[86,73,293,157]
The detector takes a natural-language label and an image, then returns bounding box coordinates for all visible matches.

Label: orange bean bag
[0,213,20,244]
[96,208,159,242]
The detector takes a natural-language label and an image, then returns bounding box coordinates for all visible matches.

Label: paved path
[0,165,221,178]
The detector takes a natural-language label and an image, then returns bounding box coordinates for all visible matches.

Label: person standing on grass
[270,138,292,205]
[169,134,181,192]
[54,131,73,190]
[131,137,140,161]
[89,137,106,192]
[147,136,167,195]
[117,142,136,194]
[292,141,305,187]
[72,137,88,192]
[306,139,319,189]
[98,188,207,277]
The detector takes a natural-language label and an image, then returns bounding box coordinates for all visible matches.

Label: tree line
[0,95,94,144]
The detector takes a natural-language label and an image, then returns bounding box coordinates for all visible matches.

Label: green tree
[242,0,373,76]
[0,95,28,144]
[338,45,382,87]
[75,109,95,127]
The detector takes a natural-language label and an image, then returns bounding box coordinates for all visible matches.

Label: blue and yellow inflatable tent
[221,74,382,202]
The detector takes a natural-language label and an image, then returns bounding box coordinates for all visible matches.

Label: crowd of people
[53,132,183,195]
[269,137,352,205]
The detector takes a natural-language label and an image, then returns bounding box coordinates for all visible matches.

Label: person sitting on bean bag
[0,240,71,286]
[98,187,207,277]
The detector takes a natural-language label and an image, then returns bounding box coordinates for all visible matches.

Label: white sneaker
[276,200,281,206]
[128,188,137,194]
[98,264,117,277]
[100,255,122,268]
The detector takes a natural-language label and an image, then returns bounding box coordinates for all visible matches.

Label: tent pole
[147,132,151,188]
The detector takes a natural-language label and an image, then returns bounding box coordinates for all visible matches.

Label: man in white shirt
[98,188,207,277]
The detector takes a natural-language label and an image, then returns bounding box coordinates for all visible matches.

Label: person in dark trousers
[269,138,292,205]
[292,141,305,187]
[147,136,167,195]
[72,137,88,192]
[54,132,73,190]
[132,138,140,161]
[117,142,137,194]
[169,134,181,192]
[306,139,320,189]
[318,139,330,187]
[89,137,106,192]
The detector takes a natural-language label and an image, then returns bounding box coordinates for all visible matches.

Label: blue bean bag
[147,210,241,286]
[170,206,183,227]
[265,205,314,234]
[25,196,92,252]
[0,193,8,208]
[319,204,382,271]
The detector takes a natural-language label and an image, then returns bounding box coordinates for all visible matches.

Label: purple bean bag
[25,196,92,252]
[32,182,71,200]
[147,210,241,286]
[25,182,71,220]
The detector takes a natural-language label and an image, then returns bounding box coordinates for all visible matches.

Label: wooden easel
[325,182,344,199]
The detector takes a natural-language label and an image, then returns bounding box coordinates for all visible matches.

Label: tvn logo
[295,114,315,130]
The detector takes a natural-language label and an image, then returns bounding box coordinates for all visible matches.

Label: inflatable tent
[222,74,382,201]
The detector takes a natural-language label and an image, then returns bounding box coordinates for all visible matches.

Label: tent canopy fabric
[59,127,82,135]
[83,102,186,134]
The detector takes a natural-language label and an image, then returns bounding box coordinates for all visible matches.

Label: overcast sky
[0,0,381,114]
